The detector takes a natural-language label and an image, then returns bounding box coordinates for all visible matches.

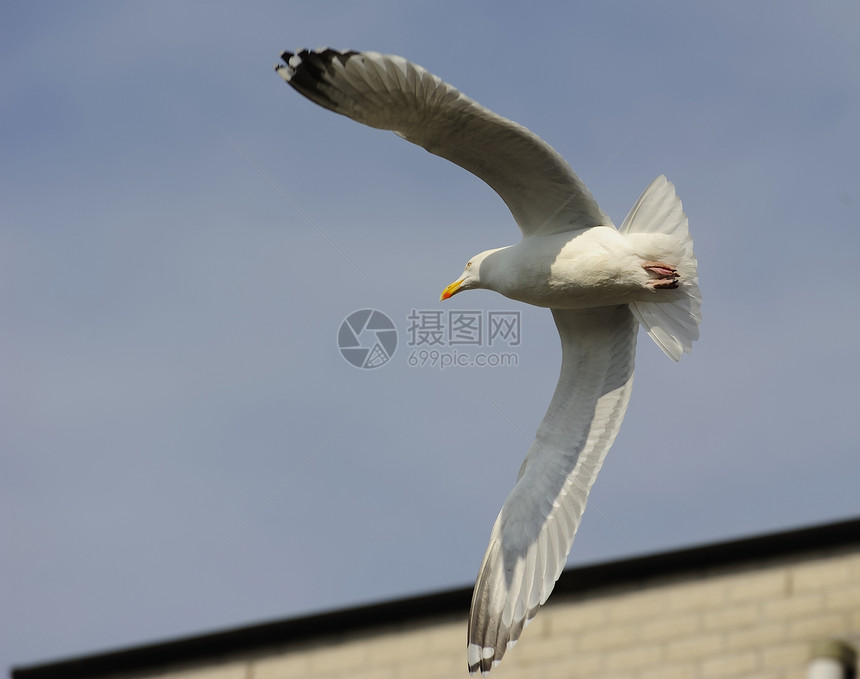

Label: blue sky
[3,1,859,672]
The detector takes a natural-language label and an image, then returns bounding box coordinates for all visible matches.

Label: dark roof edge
[12,517,860,679]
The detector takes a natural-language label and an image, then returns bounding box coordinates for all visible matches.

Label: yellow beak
[440,278,464,300]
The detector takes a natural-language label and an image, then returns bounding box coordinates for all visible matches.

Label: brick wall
[142,545,860,679]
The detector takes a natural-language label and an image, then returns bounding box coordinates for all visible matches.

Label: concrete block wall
[144,546,860,679]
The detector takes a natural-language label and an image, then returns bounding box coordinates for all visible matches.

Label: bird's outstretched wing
[468,305,637,674]
[276,49,607,235]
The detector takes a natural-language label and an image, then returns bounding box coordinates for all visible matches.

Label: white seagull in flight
[276,48,701,675]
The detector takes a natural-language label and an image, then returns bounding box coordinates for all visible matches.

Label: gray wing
[276,49,607,235]
[468,306,637,674]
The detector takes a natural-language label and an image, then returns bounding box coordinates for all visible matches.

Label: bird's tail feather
[620,175,701,361]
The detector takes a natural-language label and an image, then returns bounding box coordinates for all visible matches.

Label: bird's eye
[467,261,472,268]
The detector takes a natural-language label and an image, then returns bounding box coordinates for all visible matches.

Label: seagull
[276,48,701,674]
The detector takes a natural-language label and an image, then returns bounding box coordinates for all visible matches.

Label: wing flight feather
[277,49,607,235]
[468,305,637,674]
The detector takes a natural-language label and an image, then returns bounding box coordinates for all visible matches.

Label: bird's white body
[276,48,701,675]
[475,228,690,309]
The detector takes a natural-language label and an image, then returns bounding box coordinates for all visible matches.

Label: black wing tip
[274,50,301,78]
[468,640,503,675]
[467,661,484,675]
[275,47,362,76]
[274,48,365,111]
[467,657,498,675]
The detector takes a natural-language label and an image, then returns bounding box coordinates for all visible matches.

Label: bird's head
[439,249,499,300]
